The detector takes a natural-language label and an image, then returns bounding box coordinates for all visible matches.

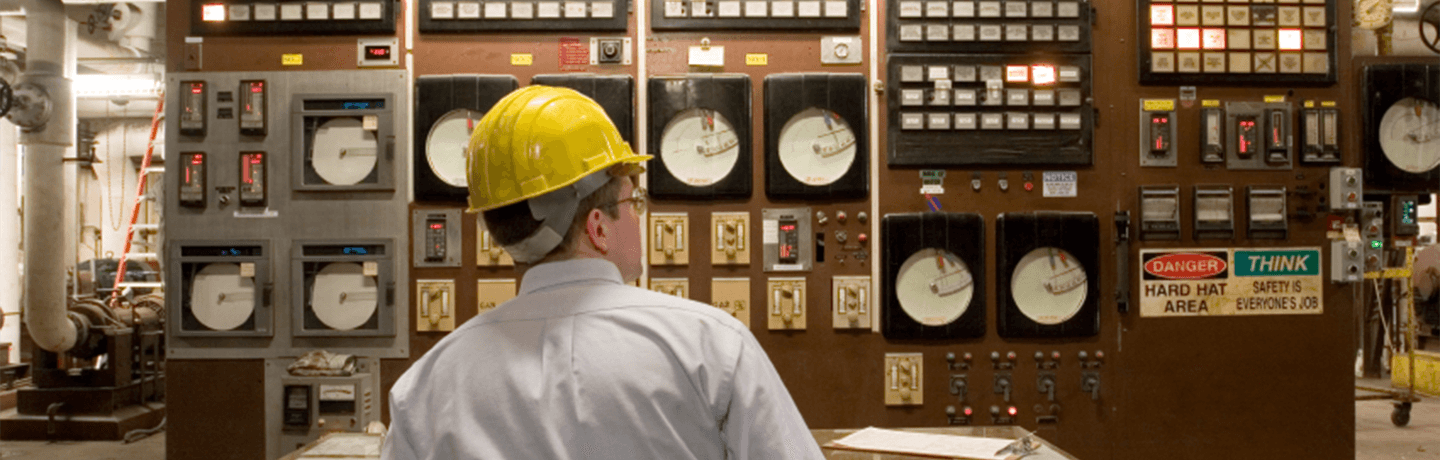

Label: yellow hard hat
[466,85,650,213]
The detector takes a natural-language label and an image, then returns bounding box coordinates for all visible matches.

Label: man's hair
[481,176,625,265]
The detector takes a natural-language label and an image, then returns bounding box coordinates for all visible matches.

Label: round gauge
[190,263,255,331]
[1354,0,1392,30]
[896,248,973,326]
[311,117,379,186]
[426,109,484,188]
[778,107,857,186]
[659,108,740,187]
[1010,247,1087,325]
[310,262,378,331]
[1380,98,1440,174]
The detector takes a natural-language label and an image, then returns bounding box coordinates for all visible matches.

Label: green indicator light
[1371,240,1383,249]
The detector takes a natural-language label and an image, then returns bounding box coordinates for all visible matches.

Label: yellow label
[745,53,768,66]
[511,53,533,66]
[1321,101,1337,107]
[1263,95,1286,103]
[1201,100,1221,107]
[1304,100,1315,108]
[281,54,303,66]
[1143,99,1176,112]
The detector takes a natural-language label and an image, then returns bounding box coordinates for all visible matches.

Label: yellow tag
[1321,101,1337,107]
[1263,95,1285,103]
[363,261,378,277]
[745,53,768,66]
[240,262,255,278]
[1201,100,1221,107]
[1142,99,1176,112]
[1304,100,1315,108]
[511,53,533,66]
[282,54,303,66]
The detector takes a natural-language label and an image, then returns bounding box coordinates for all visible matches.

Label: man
[383,86,824,459]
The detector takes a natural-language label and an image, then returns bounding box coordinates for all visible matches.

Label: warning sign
[1139,247,1323,317]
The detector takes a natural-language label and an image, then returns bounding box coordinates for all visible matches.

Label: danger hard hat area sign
[1139,247,1323,317]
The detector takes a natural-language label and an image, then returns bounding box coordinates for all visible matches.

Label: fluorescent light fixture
[73,74,162,98]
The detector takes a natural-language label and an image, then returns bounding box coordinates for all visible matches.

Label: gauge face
[1380,97,1440,174]
[426,109,484,188]
[659,108,740,187]
[190,263,255,331]
[896,248,973,326]
[1011,247,1087,325]
[778,107,857,186]
[311,117,379,186]
[310,262,379,331]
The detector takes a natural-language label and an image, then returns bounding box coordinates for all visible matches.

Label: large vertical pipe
[22,0,79,353]
[0,119,18,364]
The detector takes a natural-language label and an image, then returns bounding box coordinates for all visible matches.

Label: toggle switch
[650,213,690,265]
[1081,372,1102,400]
[650,278,690,299]
[768,277,806,330]
[477,218,515,267]
[832,276,871,329]
[416,279,456,332]
[1037,372,1057,402]
[712,212,750,265]
[885,353,924,406]
[994,371,1013,402]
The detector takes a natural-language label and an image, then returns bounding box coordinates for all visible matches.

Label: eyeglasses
[610,186,648,214]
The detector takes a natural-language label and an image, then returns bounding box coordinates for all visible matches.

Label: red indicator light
[1177,28,1201,49]
[191,84,203,94]
[251,83,264,93]
[1151,28,1175,49]
[243,161,252,184]
[1202,28,1226,49]
[1150,4,1174,25]
[1031,65,1056,85]
[1006,65,1028,83]
[202,3,226,21]
[190,155,203,165]
[1156,137,1164,150]
[1007,406,1018,416]
[963,407,973,416]
[430,223,444,230]
[1278,29,1302,50]
[781,225,796,231]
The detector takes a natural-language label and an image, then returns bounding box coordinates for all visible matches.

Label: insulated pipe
[21,0,79,353]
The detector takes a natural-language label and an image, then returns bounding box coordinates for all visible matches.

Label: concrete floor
[0,383,1435,460]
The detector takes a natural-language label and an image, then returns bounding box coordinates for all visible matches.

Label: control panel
[1138,0,1337,84]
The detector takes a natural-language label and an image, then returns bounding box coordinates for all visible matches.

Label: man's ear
[586,208,609,253]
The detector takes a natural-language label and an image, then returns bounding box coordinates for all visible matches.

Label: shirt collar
[518,258,624,296]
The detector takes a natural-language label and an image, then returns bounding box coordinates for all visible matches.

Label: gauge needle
[1407,119,1439,143]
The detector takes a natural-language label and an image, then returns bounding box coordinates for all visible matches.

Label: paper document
[827,427,1014,460]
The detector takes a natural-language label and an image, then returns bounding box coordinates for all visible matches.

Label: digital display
[364,45,392,60]
[180,245,263,257]
[303,99,387,111]
[303,244,386,256]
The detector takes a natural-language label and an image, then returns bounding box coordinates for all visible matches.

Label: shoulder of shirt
[459,283,754,338]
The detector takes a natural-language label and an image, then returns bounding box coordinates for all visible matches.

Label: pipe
[21,0,79,353]
[0,116,18,365]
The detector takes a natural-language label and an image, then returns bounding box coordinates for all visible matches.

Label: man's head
[466,86,650,278]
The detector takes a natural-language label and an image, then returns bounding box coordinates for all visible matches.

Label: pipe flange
[7,82,51,129]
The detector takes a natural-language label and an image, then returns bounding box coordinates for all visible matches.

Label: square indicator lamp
[1031,65,1056,85]
[1177,28,1201,49]
[1151,4,1174,25]
[1202,28,1226,49]
[1152,28,1175,49]
[203,3,226,21]
[1006,66,1029,83]
[1278,29,1302,50]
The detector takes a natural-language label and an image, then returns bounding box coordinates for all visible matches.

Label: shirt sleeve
[720,336,826,460]
[381,391,419,460]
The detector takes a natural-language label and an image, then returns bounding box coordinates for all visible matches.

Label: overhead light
[73,74,161,98]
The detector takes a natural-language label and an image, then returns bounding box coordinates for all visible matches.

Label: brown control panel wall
[163,0,1368,458]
